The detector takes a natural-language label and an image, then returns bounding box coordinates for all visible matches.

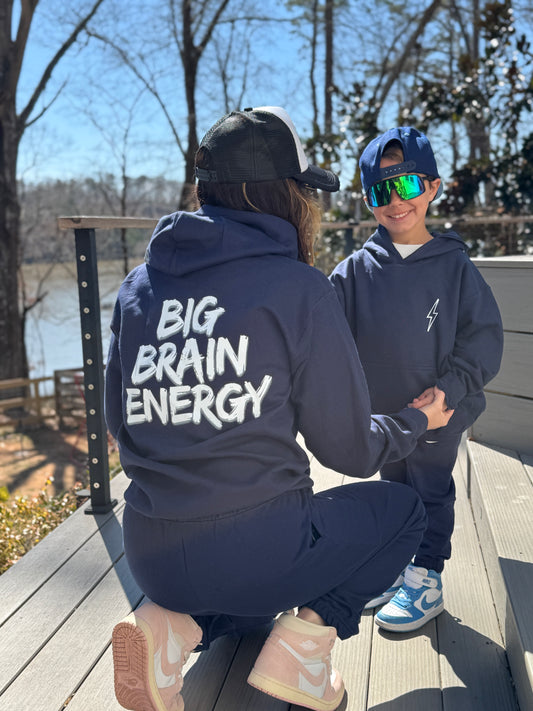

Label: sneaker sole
[375,600,444,633]
[364,589,399,610]
[112,615,184,711]
[248,668,344,711]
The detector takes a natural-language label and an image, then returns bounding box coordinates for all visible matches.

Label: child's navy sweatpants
[123,479,426,647]
[379,430,462,573]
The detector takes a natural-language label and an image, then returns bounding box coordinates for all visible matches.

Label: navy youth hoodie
[105,206,430,521]
[329,225,503,433]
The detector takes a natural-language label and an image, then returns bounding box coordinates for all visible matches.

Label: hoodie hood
[363,224,466,264]
[145,205,298,277]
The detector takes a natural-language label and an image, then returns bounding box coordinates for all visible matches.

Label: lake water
[23,260,143,391]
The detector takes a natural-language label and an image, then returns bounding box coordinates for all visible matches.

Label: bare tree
[211,19,252,112]
[88,0,299,211]
[177,0,233,207]
[372,0,443,110]
[76,87,149,276]
[448,0,492,166]
[88,0,235,210]
[0,0,106,381]
[286,0,338,209]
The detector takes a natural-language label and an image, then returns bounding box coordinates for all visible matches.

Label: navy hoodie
[329,225,503,433]
[105,206,429,520]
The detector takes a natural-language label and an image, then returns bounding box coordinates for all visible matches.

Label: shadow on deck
[0,440,529,711]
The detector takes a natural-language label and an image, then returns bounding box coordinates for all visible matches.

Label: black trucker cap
[194,106,340,192]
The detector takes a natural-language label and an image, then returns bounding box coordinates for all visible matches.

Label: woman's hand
[412,386,454,430]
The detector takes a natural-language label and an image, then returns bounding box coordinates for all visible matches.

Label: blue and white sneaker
[375,564,444,632]
[364,572,404,609]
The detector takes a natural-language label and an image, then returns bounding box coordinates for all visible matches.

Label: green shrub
[0,481,79,575]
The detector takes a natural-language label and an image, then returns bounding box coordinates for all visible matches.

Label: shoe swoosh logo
[278,639,328,697]
[418,590,442,611]
[154,617,184,689]
[154,647,176,688]
[299,670,327,697]
[166,618,183,665]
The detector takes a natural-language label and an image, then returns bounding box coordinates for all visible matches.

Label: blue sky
[16,0,323,185]
[16,0,533,196]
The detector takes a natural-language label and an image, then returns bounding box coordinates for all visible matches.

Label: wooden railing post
[74,228,117,514]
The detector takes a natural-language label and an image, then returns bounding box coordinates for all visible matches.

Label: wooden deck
[1,241,530,710]
[0,438,527,711]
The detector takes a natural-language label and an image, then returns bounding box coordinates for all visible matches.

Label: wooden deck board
[63,644,128,711]
[0,447,524,710]
[369,618,441,711]
[212,629,289,711]
[0,474,129,626]
[467,440,533,711]
[0,504,126,694]
[438,455,517,711]
[183,636,255,711]
[307,446,519,711]
[522,453,533,487]
[0,553,143,711]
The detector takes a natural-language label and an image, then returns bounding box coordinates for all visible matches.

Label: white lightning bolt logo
[426,299,439,332]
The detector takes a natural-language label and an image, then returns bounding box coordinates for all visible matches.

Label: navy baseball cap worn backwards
[195,106,340,192]
[359,126,442,200]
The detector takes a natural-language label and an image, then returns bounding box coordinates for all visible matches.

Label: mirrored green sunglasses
[367,174,432,207]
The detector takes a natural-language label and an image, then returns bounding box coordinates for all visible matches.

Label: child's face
[371,157,441,243]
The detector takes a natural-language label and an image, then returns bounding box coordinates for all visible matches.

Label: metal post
[74,228,117,514]
[343,226,355,256]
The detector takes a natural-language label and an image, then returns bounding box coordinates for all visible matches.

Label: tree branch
[11,0,39,94]
[197,0,232,55]
[18,0,106,130]
[24,80,67,128]
[376,0,443,108]
[86,30,186,157]
[448,0,472,56]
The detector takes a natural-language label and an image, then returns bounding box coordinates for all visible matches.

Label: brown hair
[382,140,404,163]
[195,147,322,265]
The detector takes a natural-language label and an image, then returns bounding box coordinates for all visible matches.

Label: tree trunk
[309,0,319,163]
[0,107,27,380]
[180,66,199,211]
[121,167,129,276]
[178,0,200,210]
[465,0,493,205]
[0,0,105,382]
[322,0,333,211]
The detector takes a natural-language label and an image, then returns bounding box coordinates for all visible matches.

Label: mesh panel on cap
[256,114,302,180]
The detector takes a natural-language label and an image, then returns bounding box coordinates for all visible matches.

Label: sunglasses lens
[368,181,391,207]
[367,175,426,207]
[395,175,425,200]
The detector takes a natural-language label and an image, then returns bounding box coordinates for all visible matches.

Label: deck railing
[57,214,533,514]
[57,217,166,513]
[0,376,54,425]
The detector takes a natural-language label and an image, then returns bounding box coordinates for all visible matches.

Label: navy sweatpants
[379,430,462,573]
[123,480,426,648]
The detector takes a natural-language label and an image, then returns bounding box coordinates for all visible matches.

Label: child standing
[329,126,504,632]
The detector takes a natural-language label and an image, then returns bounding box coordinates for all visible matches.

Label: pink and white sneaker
[248,613,344,711]
[112,601,202,711]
